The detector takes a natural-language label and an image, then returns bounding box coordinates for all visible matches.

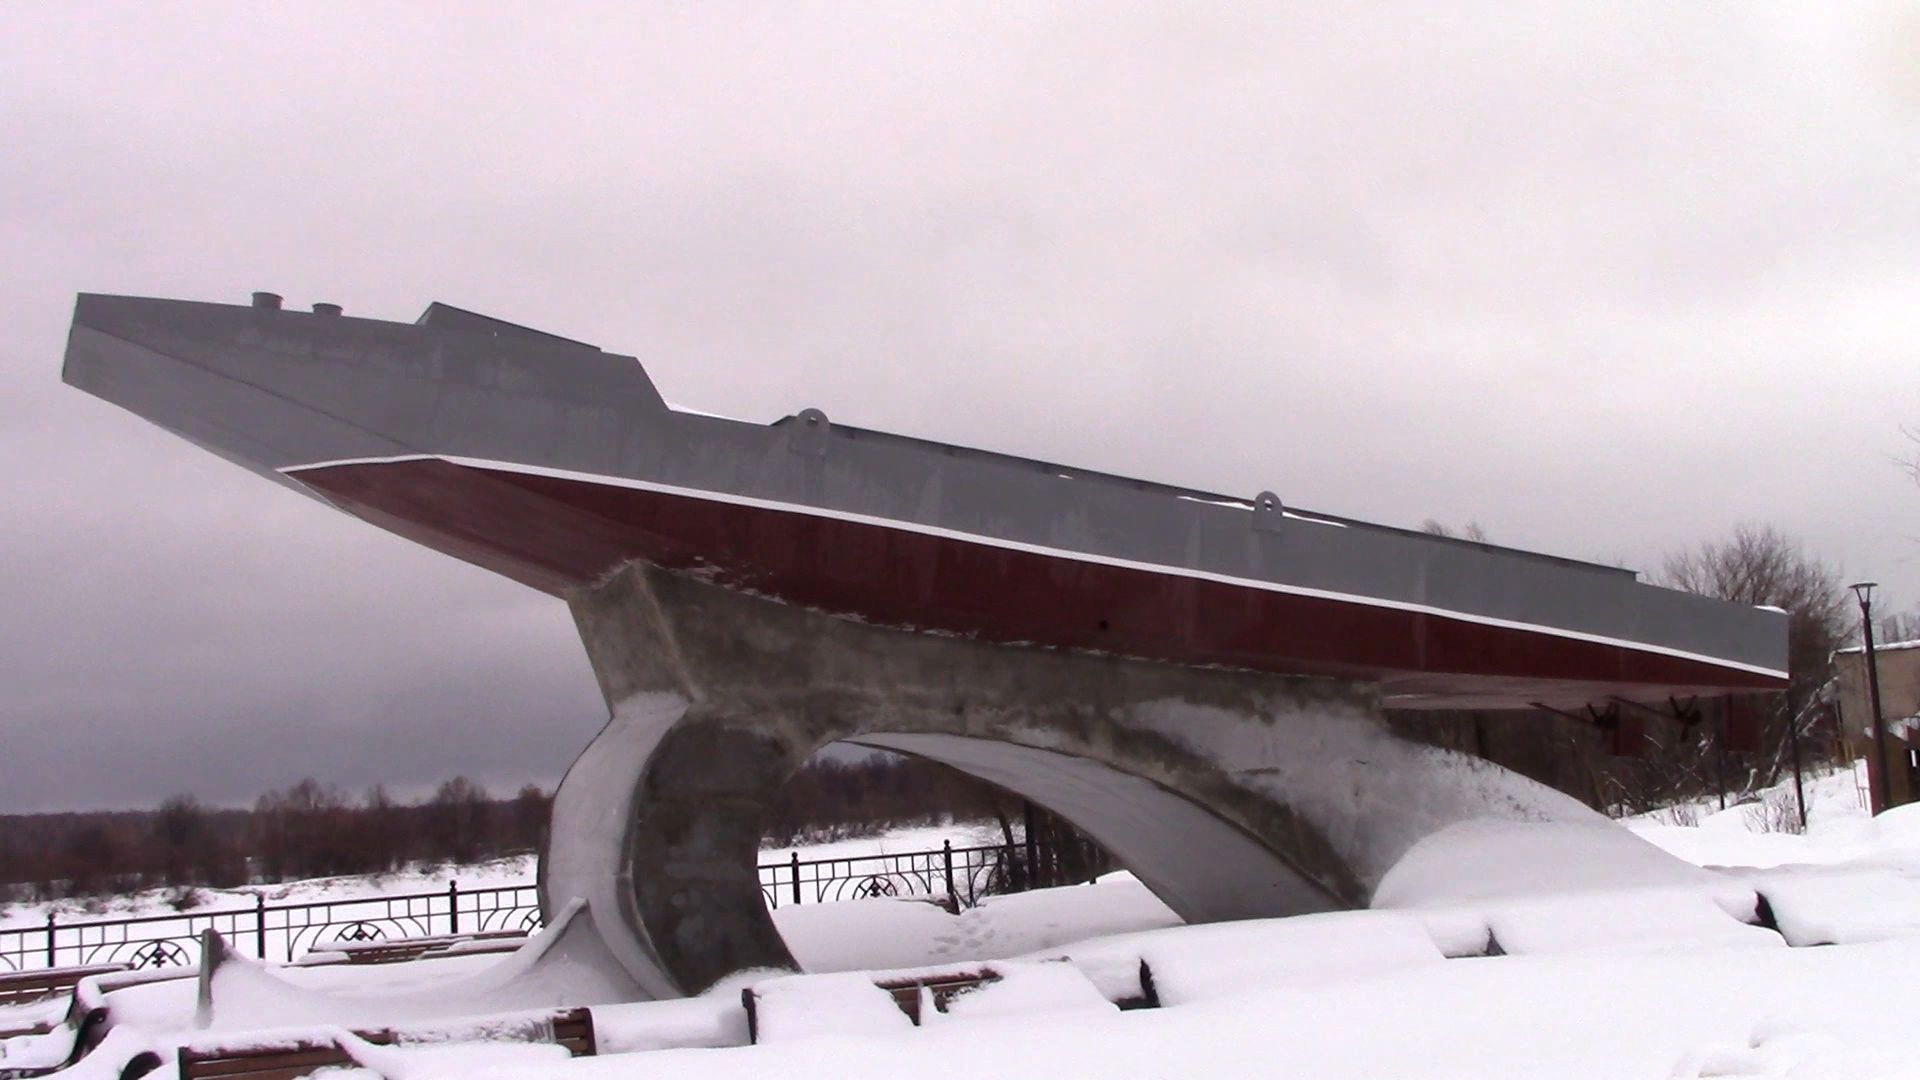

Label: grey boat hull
[61,291,1788,711]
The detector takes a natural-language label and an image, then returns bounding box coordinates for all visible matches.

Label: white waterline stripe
[284,454,1788,680]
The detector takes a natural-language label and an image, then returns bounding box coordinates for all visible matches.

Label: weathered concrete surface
[538,562,1603,997]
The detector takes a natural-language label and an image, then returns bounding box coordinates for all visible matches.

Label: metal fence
[759,838,1084,909]
[0,838,1100,974]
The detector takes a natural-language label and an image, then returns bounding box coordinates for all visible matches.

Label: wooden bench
[326,929,529,966]
[741,957,1160,1042]
[0,964,128,1008]
[0,1002,110,1079]
[176,1040,360,1080]
[872,969,1000,1025]
[175,1005,595,1080]
[2,965,202,1077]
[0,1016,56,1039]
[742,968,1000,1042]
[334,940,439,965]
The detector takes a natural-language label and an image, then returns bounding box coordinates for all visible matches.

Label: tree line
[0,776,549,901]
[0,754,1065,902]
[759,753,1019,847]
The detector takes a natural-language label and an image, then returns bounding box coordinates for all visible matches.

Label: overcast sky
[3,4,1918,813]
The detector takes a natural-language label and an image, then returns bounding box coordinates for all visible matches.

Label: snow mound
[773,898,958,972]
[1754,870,1920,946]
[1371,819,1790,956]
[201,901,640,1032]
[1050,910,1445,1006]
[1861,800,1920,850]
[1372,819,1740,910]
[1481,889,1782,956]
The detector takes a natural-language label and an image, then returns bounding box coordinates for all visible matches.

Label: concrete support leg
[537,562,1581,998]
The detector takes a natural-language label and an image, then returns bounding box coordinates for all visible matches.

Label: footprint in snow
[1670,1020,1844,1080]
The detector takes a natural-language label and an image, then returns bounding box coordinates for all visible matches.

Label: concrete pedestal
[538,562,1585,996]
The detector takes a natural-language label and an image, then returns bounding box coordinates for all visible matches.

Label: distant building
[1832,639,1920,813]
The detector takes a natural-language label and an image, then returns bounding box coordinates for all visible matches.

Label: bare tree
[152,794,207,885]
[1878,608,1920,646]
[359,785,405,873]
[424,776,493,865]
[1661,524,1847,710]
[62,825,121,896]
[253,778,353,881]
[510,785,550,853]
[1659,524,1848,793]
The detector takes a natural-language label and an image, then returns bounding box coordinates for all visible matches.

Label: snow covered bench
[0,965,131,1076]
[742,967,999,1041]
[175,1004,595,1080]
[743,961,1128,1043]
[0,1006,58,1045]
[176,1038,356,1080]
[0,994,112,1078]
[0,966,209,1077]
[0,964,129,1008]
[323,929,529,966]
[873,969,1000,1025]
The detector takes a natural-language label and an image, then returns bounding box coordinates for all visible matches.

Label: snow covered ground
[776,873,1178,972]
[14,771,1920,1078]
[1626,760,1890,870]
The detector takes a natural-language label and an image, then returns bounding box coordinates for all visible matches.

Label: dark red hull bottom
[294,459,1780,709]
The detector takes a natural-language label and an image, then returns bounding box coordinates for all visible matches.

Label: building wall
[1833,644,1920,813]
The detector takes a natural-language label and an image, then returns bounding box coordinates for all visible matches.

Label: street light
[1850,581,1892,814]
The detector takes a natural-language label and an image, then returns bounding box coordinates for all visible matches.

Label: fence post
[45,912,55,968]
[255,894,267,959]
[942,840,956,911]
[789,852,801,905]
[1022,801,1039,891]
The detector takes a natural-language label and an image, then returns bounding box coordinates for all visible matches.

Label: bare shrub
[1662,801,1702,828]
[1741,790,1804,835]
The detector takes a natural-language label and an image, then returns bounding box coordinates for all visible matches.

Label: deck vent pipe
[312,302,342,317]
[251,291,282,310]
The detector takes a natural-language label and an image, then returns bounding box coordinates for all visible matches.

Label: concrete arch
[848,734,1339,923]
[538,563,1595,997]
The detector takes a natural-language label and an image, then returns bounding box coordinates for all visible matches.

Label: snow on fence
[0,839,1099,974]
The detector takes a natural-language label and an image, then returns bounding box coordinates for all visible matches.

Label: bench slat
[180,1045,355,1076]
[176,1006,596,1080]
[0,964,130,1007]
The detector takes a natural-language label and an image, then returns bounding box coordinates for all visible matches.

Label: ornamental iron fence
[0,837,1106,975]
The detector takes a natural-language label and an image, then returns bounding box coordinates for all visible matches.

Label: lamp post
[1851,581,1892,814]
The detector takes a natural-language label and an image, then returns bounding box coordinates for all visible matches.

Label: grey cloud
[1,3,1917,810]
